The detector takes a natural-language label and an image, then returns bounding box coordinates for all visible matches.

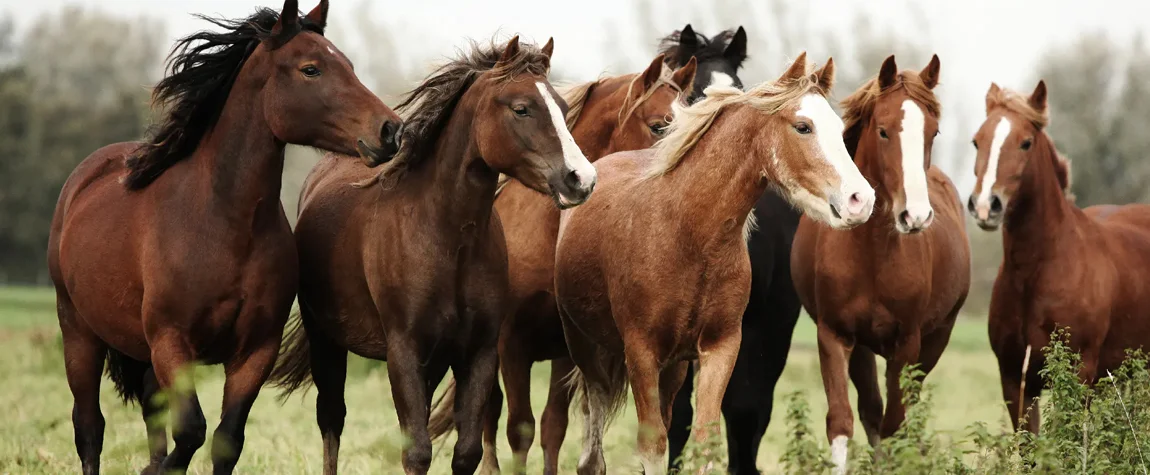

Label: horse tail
[268,310,314,399]
[105,348,149,405]
[567,348,629,429]
[427,377,458,442]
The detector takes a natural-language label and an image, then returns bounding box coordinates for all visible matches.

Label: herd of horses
[41,1,1150,474]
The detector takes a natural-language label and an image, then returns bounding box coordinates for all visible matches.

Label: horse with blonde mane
[790,55,970,474]
[270,36,597,475]
[427,53,697,474]
[555,53,874,474]
[968,80,1150,433]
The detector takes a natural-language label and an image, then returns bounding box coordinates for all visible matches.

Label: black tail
[268,310,313,400]
[105,349,149,405]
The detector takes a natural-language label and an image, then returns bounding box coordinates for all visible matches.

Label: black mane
[658,28,739,68]
[123,8,323,189]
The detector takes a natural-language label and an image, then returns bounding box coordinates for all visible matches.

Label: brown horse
[556,53,875,475]
[790,55,970,474]
[46,2,401,474]
[270,36,596,474]
[426,53,697,474]
[968,81,1150,433]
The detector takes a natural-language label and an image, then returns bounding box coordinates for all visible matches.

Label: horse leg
[59,313,107,475]
[479,381,503,475]
[848,346,883,447]
[879,333,923,438]
[211,340,280,474]
[667,363,695,473]
[386,338,434,474]
[660,361,689,431]
[309,329,349,475]
[692,326,741,473]
[626,342,669,474]
[452,342,499,475]
[816,320,854,475]
[541,357,575,475]
[150,335,208,473]
[499,333,536,472]
[720,328,772,475]
[577,380,609,475]
[140,366,168,473]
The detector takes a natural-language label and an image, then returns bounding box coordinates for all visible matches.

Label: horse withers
[968,80,1150,433]
[555,53,874,475]
[270,36,595,475]
[46,1,401,474]
[790,55,970,474]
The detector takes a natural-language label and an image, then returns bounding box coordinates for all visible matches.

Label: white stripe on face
[899,100,932,220]
[710,71,734,88]
[796,94,874,207]
[977,117,1013,206]
[536,82,596,189]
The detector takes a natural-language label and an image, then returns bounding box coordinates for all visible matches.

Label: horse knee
[403,444,433,474]
[452,443,484,474]
[316,394,347,435]
[174,408,207,450]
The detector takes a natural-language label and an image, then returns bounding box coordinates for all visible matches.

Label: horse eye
[300,65,321,78]
[794,123,812,135]
[1021,139,1032,151]
[512,105,529,117]
[649,123,668,136]
[878,128,889,139]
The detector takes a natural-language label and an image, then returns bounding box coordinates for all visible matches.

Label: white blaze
[899,100,932,220]
[710,71,735,88]
[796,94,874,218]
[977,117,1013,207]
[536,81,596,190]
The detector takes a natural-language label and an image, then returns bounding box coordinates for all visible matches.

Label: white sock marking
[831,435,849,475]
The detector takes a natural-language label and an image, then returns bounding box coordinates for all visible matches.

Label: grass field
[0,286,1012,474]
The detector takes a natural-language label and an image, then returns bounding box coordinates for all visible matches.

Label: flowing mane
[124,8,323,189]
[840,71,941,157]
[986,85,1072,197]
[646,65,827,178]
[657,28,738,68]
[367,38,551,187]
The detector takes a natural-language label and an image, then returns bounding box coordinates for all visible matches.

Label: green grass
[0,286,1011,474]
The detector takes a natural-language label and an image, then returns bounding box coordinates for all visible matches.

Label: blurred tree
[0,8,163,284]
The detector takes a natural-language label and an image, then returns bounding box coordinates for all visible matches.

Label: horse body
[48,2,401,474]
[968,80,1150,432]
[557,54,874,475]
[791,56,969,474]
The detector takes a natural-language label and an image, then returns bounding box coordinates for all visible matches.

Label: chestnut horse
[427,53,697,474]
[790,55,970,474]
[968,81,1150,433]
[556,53,875,474]
[655,24,810,475]
[270,37,596,474]
[46,2,401,474]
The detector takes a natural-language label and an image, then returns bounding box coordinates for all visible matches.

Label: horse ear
[780,52,808,81]
[498,35,521,65]
[677,24,698,65]
[878,55,898,89]
[304,0,328,31]
[672,56,698,92]
[640,54,666,90]
[541,37,554,60]
[920,54,941,89]
[1029,80,1048,114]
[271,0,300,38]
[813,57,835,92]
[723,26,748,66]
[986,82,1002,112]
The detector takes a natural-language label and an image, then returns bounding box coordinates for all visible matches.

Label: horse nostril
[990,194,1003,213]
[380,120,402,148]
[899,210,911,227]
[846,192,867,215]
[967,196,976,213]
[564,170,581,189]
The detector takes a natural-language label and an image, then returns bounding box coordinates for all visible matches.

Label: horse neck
[192,77,284,216]
[1002,134,1073,268]
[411,93,499,234]
[664,113,768,241]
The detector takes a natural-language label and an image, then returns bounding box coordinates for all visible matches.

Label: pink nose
[846,192,867,216]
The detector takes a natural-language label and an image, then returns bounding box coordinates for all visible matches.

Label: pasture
[0,286,1010,474]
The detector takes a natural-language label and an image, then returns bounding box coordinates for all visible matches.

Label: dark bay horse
[270,37,596,474]
[556,53,875,474]
[656,24,809,475]
[968,81,1150,432]
[427,53,697,474]
[790,55,970,474]
[46,2,401,474]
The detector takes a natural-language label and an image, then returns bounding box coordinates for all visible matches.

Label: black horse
[662,25,804,475]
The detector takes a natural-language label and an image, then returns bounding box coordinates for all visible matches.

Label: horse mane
[646,65,827,178]
[657,28,737,68]
[986,86,1049,130]
[840,71,941,157]
[363,38,551,188]
[124,8,323,189]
